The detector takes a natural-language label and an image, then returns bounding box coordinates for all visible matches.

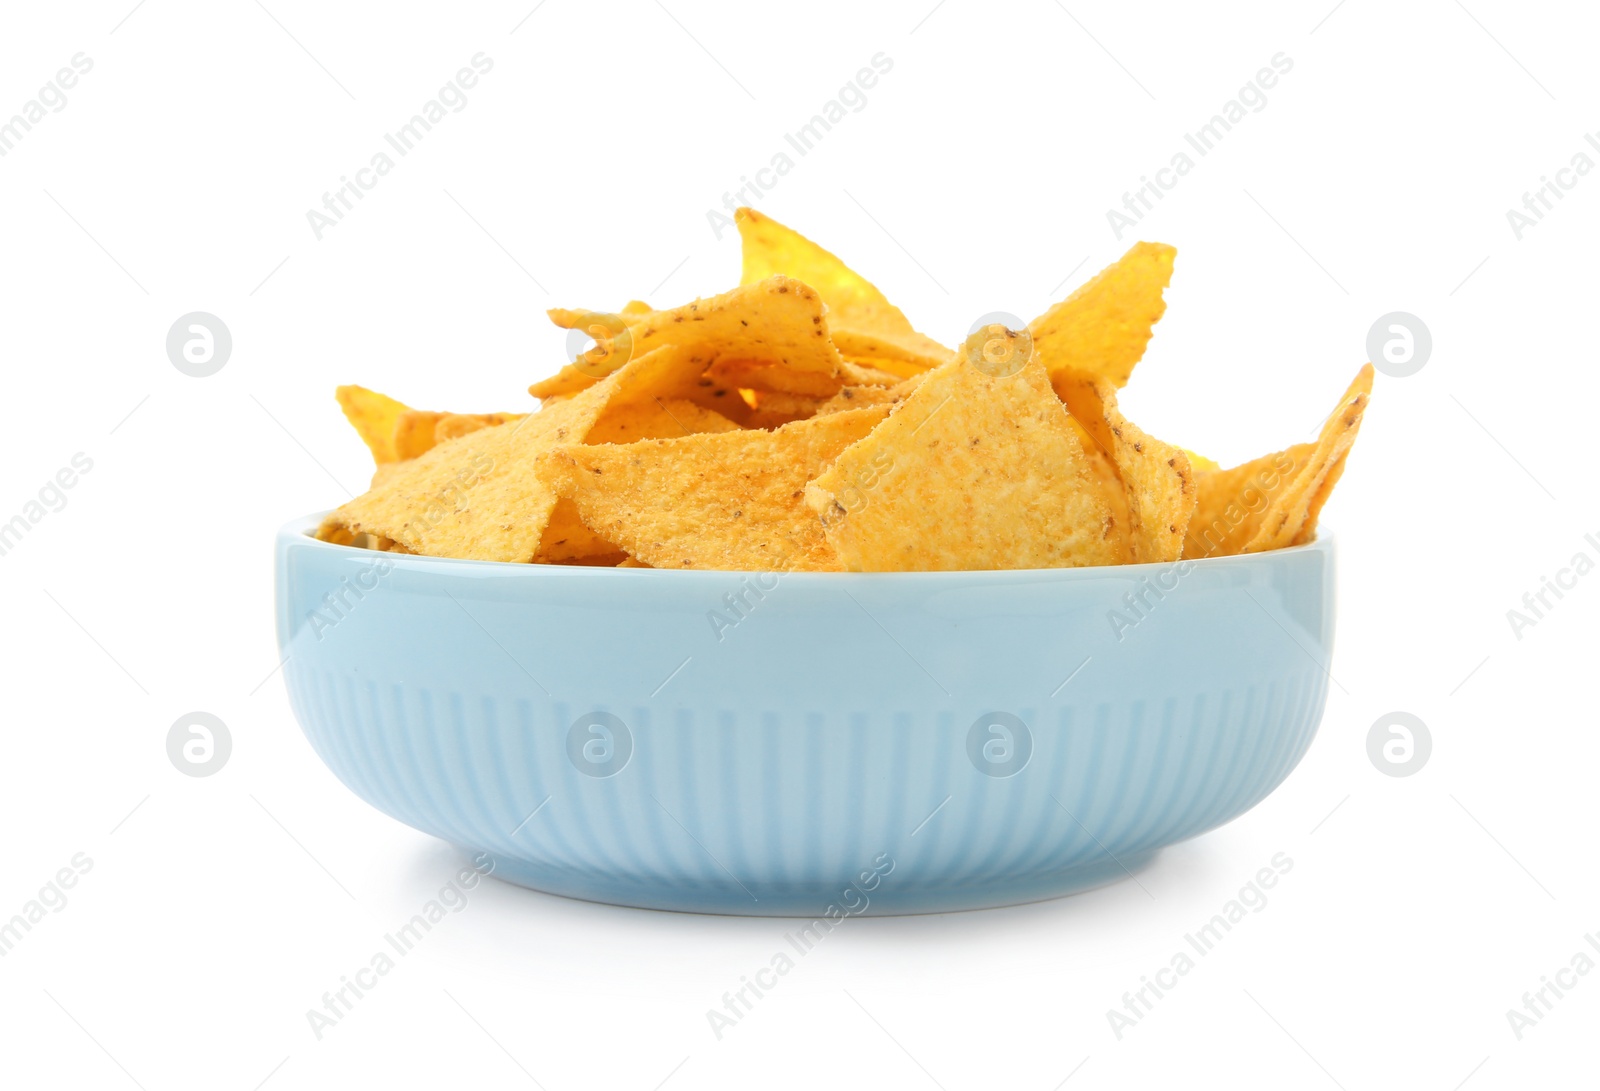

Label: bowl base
[465,845,1162,917]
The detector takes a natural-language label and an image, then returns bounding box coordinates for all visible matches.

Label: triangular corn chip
[393,411,525,461]
[335,385,411,464]
[1246,364,1373,551]
[840,360,903,387]
[805,335,1121,571]
[318,369,626,560]
[537,498,619,562]
[541,407,890,571]
[586,398,739,445]
[1029,242,1175,389]
[324,346,748,560]
[1183,443,1311,559]
[736,208,951,375]
[815,385,904,416]
[743,389,823,426]
[392,411,448,461]
[534,398,740,562]
[830,330,951,376]
[530,276,842,400]
[703,359,843,398]
[1183,364,1373,557]
[1051,372,1195,563]
[1075,437,1133,560]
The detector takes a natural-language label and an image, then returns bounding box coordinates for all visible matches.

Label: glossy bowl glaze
[275,512,1335,915]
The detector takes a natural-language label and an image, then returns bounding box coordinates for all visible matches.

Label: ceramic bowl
[275,512,1334,915]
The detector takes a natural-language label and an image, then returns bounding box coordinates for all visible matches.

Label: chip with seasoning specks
[317,210,1371,571]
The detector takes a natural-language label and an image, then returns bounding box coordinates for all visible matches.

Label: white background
[1,1,1595,1088]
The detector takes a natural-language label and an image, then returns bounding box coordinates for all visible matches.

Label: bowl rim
[278,510,1333,583]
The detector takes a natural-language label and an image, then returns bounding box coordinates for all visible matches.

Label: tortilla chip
[530,277,843,400]
[1029,242,1175,389]
[336,385,411,464]
[839,360,904,387]
[541,393,742,562]
[1247,364,1373,552]
[703,359,843,398]
[392,411,525,461]
[1183,444,1310,558]
[1075,436,1133,560]
[616,556,651,568]
[391,411,446,461]
[551,552,631,566]
[535,497,619,562]
[744,389,824,426]
[816,385,904,416]
[587,398,739,444]
[541,407,890,571]
[830,330,952,377]
[1051,372,1195,563]
[1183,365,1373,557]
[437,413,524,443]
[736,208,951,375]
[318,373,622,561]
[805,338,1121,571]
[628,277,842,379]
[529,368,602,402]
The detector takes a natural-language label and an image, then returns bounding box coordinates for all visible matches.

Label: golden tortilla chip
[1248,364,1373,552]
[392,411,525,461]
[318,373,623,561]
[535,497,619,562]
[628,277,842,379]
[1075,437,1133,559]
[586,398,739,445]
[529,368,602,402]
[1183,444,1310,558]
[541,407,890,571]
[743,389,823,426]
[599,342,755,425]
[805,337,1121,571]
[551,552,631,566]
[816,385,903,416]
[839,360,903,386]
[736,208,950,375]
[1051,372,1195,563]
[532,341,744,421]
[1183,364,1373,557]
[436,413,524,444]
[392,410,447,461]
[703,359,843,398]
[530,277,842,400]
[336,385,411,464]
[1029,242,1175,389]
[829,331,951,377]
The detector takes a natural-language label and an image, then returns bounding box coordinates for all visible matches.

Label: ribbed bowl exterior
[276,514,1335,916]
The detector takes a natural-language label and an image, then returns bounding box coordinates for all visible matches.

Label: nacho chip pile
[318,210,1373,571]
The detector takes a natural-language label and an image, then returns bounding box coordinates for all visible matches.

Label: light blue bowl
[275,513,1335,916]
